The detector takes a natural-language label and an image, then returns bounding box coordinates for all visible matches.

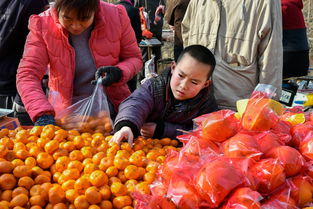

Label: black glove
[34,115,56,126]
[92,66,122,86]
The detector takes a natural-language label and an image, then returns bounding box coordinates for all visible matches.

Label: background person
[0,0,48,124]
[182,0,283,110]
[281,0,310,78]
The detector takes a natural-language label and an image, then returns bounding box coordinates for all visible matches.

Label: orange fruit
[0,129,9,138]
[52,149,69,161]
[105,166,118,177]
[62,141,75,152]
[13,165,32,178]
[29,185,43,196]
[9,193,28,207]
[81,147,93,159]
[1,190,12,202]
[37,137,50,148]
[15,149,30,160]
[99,185,111,200]
[74,195,89,209]
[110,182,127,196]
[65,189,79,203]
[73,136,85,149]
[29,126,43,136]
[0,161,14,174]
[116,150,131,159]
[112,196,132,209]
[40,182,52,199]
[53,203,67,209]
[83,163,98,174]
[74,177,91,195]
[4,151,17,162]
[0,174,17,190]
[44,140,59,154]
[99,157,113,171]
[62,168,80,181]
[55,156,70,172]
[113,157,129,170]
[67,160,83,172]
[29,146,42,158]
[89,205,101,209]
[125,180,137,193]
[143,172,156,184]
[92,152,106,165]
[48,184,65,204]
[117,171,128,183]
[18,176,34,190]
[99,200,113,209]
[109,177,121,185]
[11,159,24,168]
[129,155,145,167]
[69,150,84,161]
[82,158,93,167]
[31,166,44,177]
[124,165,139,180]
[68,130,80,136]
[12,187,29,198]
[0,137,14,150]
[40,127,55,140]
[29,195,46,207]
[15,130,29,144]
[136,182,150,194]
[34,174,51,185]
[24,157,37,167]
[36,153,54,169]
[30,206,43,209]
[62,180,76,190]
[89,170,108,187]
[85,187,101,205]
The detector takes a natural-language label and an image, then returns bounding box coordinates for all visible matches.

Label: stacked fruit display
[135,91,313,208]
[0,126,179,209]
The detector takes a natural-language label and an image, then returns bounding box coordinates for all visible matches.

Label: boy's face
[59,9,95,35]
[170,54,212,101]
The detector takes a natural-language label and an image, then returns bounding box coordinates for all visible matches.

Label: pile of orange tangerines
[0,125,179,209]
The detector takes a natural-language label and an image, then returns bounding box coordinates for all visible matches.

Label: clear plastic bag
[55,78,113,135]
[241,84,284,131]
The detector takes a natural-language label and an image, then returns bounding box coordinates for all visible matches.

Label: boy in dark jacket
[111,45,218,144]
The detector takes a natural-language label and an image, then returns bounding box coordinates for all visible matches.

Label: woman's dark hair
[177,45,216,79]
[55,0,99,20]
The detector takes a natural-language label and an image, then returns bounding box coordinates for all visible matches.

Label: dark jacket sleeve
[133,7,142,43]
[114,78,155,137]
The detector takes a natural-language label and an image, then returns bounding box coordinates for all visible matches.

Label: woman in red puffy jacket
[16,0,143,126]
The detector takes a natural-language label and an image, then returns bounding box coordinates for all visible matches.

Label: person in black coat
[0,0,48,123]
[117,0,142,92]
[117,0,142,44]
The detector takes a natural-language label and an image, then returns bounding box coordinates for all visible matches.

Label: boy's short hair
[55,0,99,20]
[177,45,216,79]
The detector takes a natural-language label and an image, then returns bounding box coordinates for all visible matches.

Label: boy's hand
[140,122,157,138]
[110,126,134,146]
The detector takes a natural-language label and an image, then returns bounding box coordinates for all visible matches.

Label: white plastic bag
[56,78,113,135]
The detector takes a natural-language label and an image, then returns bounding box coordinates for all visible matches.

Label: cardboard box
[0,117,20,130]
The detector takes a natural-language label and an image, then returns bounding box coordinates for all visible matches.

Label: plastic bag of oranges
[56,78,112,135]
[241,84,284,132]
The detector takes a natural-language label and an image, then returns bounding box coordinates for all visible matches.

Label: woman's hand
[140,122,156,138]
